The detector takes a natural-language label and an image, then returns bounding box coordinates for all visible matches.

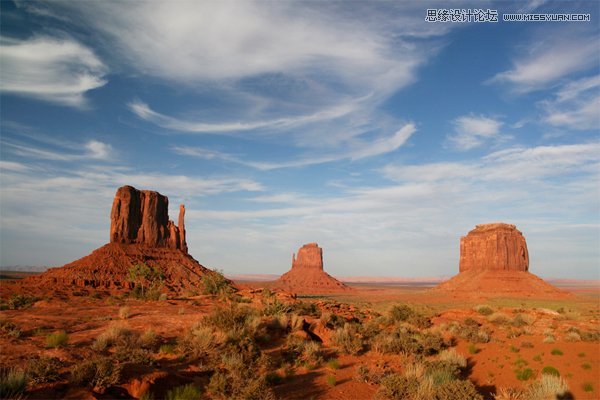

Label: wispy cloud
[172,123,416,170]
[0,36,107,108]
[487,28,598,93]
[541,74,600,130]
[129,98,362,134]
[447,114,506,151]
[2,139,114,162]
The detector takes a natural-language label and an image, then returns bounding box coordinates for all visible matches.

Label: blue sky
[1,1,598,279]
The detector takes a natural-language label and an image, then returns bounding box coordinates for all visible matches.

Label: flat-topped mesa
[292,242,323,270]
[110,185,187,252]
[459,223,528,272]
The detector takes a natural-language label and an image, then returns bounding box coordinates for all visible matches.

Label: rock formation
[459,223,529,272]
[110,185,186,251]
[11,185,215,296]
[275,243,350,294]
[435,222,568,298]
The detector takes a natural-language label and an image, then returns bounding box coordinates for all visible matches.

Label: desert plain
[1,186,599,400]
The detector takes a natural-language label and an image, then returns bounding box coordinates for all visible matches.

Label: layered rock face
[459,223,529,272]
[292,243,323,270]
[110,185,187,252]
[276,243,350,294]
[435,222,568,298]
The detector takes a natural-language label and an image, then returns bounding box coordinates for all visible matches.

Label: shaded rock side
[459,223,529,272]
[110,185,186,252]
[275,243,351,294]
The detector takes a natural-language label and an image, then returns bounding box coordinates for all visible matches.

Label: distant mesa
[11,185,211,296]
[435,223,569,298]
[274,243,351,294]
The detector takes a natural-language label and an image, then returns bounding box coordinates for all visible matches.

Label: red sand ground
[1,280,599,399]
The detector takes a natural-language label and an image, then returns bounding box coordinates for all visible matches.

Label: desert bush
[291,301,320,317]
[510,345,520,353]
[388,304,432,329]
[583,382,594,392]
[45,331,68,348]
[289,313,305,331]
[0,319,21,339]
[543,334,555,343]
[119,306,130,320]
[139,329,159,350]
[449,321,490,343]
[525,374,570,400]
[201,269,231,296]
[493,387,526,400]
[320,312,346,329]
[5,294,38,310]
[165,383,202,400]
[468,344,479,354]
[203,305,257,338]
[332,323,363,355]
[564,331,581,342]
[262,298,291,316]
[488,312,511,325]
[128,263,165,300]
[27,356,61,384]
[177,324,215,359]
[581,362,592,370]
[302,341,323,364]
[92,325,131,351]
[71,357,121,391]
[512,314,534,327]
[580,330,600,342]
[437,349,467,369]
[0,368,27,398]
[541,366,560,376]
[520,341,534,348]
[377,374,420,400]
[326,375,337,386]
[431,379,483,400]
[475,305,494,316]
[550,348,563,356]
[356,365,371,383]
[264,371,283,386]
[515,368,533,381]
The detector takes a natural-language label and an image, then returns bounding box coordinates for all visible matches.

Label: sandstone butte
[274,243,351,294]
[435,223,569,298]
[10,185,211,296]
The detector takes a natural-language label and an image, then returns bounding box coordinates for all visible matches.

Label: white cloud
[447,114,506,150]
[172,123,416,170]
[488,28,598,93]
[2,139,114,162]
[541,75,600,130]
[0,36,107,108]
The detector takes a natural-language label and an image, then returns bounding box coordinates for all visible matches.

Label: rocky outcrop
[459,223,529,272]
[9,185,215,296]
[110,185,187,252]
[434,223,569,298]
[275,243,350,294]
[292,243,323,270]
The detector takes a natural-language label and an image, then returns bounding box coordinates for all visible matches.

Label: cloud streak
[447,114,507,151]
[0,36,107,108]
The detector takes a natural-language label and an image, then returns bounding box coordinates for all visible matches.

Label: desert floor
[1,279,599,399]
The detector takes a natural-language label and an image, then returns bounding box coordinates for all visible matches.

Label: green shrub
[515,368,533,381]
[327,359,340,370]
[475,305,493,316]
[488,313,511,325]
[541,366,559,376]
[583,382,594,392]
[332,323,363,355]
[159,344,175,354]
[581,362,591,370]
[468,344,479,354]
[165,383,202,400]
[0,368,27,398]
[437,349,467,369]
[0,320,21,339]
[6,294,38,310]
[177,324,215,359]
[71,357,121,391]
[525,374,570,400]
[388,304,431,328]
[128,263,165,300]
[377,374,420,400]
[520,341,534,348]
[27,356,62,384]
[291,301,320,317]
[510,345,520,353]
[201,269,232,296]
[262,298,291,316]
[46,331,68,348]
[326,375,336,386]
[92,325,131,351]
[550,348,563,356]
[512,314,533,327]
[431,379,483,400]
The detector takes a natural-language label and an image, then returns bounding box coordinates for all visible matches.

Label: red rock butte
[274,243,351,294]
[9,185,212,296]
[435,223,569,298]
